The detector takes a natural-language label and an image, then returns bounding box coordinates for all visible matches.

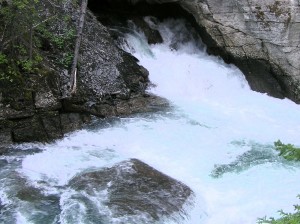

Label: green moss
[35,16,76,69]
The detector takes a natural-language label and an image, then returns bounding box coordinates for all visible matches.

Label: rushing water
[2,18,300,224]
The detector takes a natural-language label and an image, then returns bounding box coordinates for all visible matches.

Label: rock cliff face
[180,0,300,102]
[115,0,300,102]
[0,1,168,145]
[61,6,168,118]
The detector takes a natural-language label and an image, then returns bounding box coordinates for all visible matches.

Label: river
[1,18,300,224]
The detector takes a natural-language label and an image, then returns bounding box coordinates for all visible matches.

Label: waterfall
[1,18,300,224]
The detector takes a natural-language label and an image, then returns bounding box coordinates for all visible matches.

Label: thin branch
[45,0,61,8]
[32,15,57,29]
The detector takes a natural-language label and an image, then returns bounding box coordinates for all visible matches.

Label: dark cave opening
[87,0,203,46]
[87,0,192,22]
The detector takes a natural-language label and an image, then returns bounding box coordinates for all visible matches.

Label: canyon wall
[1,0,299,144]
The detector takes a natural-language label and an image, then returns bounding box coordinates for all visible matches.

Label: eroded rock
[68,159,194,223]
[179,0,300,102]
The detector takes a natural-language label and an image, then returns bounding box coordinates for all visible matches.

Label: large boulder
[68,159,194,223]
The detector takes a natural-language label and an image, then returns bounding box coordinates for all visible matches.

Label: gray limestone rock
[124,0,300,102]
[179,0,300,102]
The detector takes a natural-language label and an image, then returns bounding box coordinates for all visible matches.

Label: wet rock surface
[209,142,296,178]
[0,72,66,145]
[0,173,61,224]
[69,159,194,223]
[92,0,300,102]
[0,198,3,218]
[16,185,61,224]
[211,148,278,178]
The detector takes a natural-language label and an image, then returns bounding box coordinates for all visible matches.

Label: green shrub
[0,0,77,81]
[258,196,300,223]
[257,141,300,223]
[274,140,300,161]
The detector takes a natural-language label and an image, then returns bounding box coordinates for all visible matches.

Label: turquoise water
[1,18,300,224]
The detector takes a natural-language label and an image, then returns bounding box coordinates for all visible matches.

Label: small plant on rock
[258,196,300,223]
[274,140,300,161]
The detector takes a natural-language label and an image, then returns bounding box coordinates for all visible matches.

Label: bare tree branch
[32,15,57,29]
[69,0,88,95]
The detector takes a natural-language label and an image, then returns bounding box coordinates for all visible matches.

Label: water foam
[7,18,300,223]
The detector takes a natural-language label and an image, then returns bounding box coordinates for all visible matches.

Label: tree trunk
[29,23,33,61]
[70,0,88,95]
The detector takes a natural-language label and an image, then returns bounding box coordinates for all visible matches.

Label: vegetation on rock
[258,141,300,223]
[258,196,300,224]
[0,0,43,82]
[0,0,78,84]
[274,140,300,161]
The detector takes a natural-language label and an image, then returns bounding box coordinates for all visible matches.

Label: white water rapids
[1,18,300,224]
